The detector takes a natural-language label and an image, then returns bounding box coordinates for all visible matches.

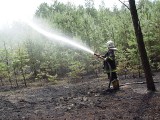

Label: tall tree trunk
[129,0,155,91]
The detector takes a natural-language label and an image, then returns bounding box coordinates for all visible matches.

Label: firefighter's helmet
[106,40,115,48]
[106,40,117,50]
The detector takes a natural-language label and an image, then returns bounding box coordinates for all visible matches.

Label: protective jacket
[103,49,116,73]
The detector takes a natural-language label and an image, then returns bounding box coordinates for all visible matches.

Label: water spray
[25,20,94,55]
[25,20,117,88]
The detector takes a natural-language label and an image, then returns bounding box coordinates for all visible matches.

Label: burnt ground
[0,72,160,120]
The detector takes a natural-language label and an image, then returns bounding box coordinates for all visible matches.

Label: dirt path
[0,73,160,120]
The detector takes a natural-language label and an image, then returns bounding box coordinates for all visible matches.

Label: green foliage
[0,0,160,87]
[12,45,29,71]
[0,62,7,77]
[68,61,85,79]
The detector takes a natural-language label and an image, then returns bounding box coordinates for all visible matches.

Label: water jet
[25,20,94,55]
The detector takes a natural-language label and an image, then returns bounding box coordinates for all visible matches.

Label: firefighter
[94,40,119,90]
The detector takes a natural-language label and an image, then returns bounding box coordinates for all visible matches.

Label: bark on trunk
[129,0,155,91]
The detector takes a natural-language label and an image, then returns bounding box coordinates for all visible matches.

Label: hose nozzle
[94,53,104,60]
[94,53,100,57]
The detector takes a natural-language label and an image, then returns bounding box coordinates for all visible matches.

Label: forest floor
[0,72,160,120]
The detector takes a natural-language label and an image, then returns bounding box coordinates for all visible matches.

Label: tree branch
[118,0,130,10]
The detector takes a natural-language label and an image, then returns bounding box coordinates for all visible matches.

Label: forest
[0,0,160,88]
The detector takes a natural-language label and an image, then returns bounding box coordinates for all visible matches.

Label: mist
[0,17,94,55]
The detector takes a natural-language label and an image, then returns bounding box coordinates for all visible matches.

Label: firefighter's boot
[112,79,119,90]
